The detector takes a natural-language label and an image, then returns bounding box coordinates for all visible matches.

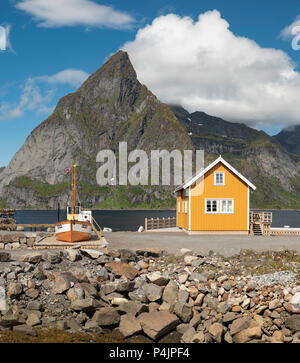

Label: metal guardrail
[145,217,176,231]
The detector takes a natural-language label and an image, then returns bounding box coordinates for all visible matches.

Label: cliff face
[1,51,300,209]
[274,126,300,156]
[0,51,194,209]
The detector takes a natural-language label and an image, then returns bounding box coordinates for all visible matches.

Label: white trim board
[175,156,256,192]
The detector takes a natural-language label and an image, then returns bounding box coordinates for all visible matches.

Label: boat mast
[72,164,77,214]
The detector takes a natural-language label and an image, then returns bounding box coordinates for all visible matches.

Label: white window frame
[205,199,219,214]
[219,199,234,214]
[205,199,234,214]
[214,172,225,186]
[184,198,188,214]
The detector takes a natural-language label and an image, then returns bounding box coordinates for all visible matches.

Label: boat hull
[55,220,91,243]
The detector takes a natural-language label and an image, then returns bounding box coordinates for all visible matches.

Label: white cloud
[38,69,90,87]
[15,0,135,29]
[122,11,300,128]
[0,68,90,121]
[0,26,6,50]
[0,25,13,52]
[280,16,300,40]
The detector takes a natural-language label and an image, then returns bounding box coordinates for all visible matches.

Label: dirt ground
[102,231,300,257]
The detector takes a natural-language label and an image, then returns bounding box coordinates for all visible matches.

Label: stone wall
[0,233,50,250]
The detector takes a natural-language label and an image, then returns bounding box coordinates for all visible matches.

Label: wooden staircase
[249,212,272,236]
[252,223,263,236]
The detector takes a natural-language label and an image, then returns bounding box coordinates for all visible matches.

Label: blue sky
[1,0,300,166]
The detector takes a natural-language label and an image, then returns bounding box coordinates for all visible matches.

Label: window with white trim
[214,172,225,186]
[206,199,234,214]
[220,199,234,214]
[184,198,188,214]
[206,199,218,213]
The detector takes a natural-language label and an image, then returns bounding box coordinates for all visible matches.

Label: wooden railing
[145,217,176,231]
[249,211,272,236]
[250,211,272,224]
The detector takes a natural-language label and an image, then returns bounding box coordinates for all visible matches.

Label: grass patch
[10,177,70,198]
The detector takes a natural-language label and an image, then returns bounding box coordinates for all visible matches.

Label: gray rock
[0,252,11,262]
[53,272,78,294]
[7,282,23,298]
[118,249,136,263]
[146,271,170,286]
[80,249,103,259]
[22,253,43,264]
[116,280,135,293]
[162,281,178,305]
[70,297,101,312]
[64,249,81,262]
[92,307,120,326]
[13,324,37,336]
[119,313,142,337]
[285,315,300,332]
[117,301,148,316]
[67,284,85,302]
[174,302,193,323]
[203,295,219,310]
[181,326,196,343]
[26,312,41,327]
[229,316,252,336]
[138,311,179,340]
[223,312,238,324]
[27,301,42,311]
[176,323,190,335]
[178,289,189,303]
[46,252,62,264]
[143,283,163,302]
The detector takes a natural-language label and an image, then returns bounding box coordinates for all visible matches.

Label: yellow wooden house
[175,156,256,234]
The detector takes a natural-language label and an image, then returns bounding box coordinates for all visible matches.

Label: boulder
[116,281,135,293]
[162,281,178,305]
[138,311,179,340]
[64,249,81,262]
[105,262,139,280]
[0,252,11,262]
[146,271,170,286]
[67,284,85,302]
[118,249,136,263]
[117,301,148,316]
[136,248,164,257]
[92,307,120,326]
[181,326,196,343]
[7,283,23,298]
[22,253,43,264]
[70,297,101,312]
[143,283,163,302]
[80,249,103,259]
[119,313,142,337]
[232,326,262,343]
[53,272,78,294]
[285,315,300,332]
[229,316,252,336]
[46,252,61,264]
[174,302,193,323]
[209,323,224,343]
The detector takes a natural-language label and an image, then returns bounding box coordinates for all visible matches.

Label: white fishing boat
[55,164,92,243]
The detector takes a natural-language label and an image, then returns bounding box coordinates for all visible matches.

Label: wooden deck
[18,224,55,231]
[249,212,272,236]
[145,217,176,231]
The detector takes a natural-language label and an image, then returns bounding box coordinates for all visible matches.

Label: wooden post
[145,218,147,231]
